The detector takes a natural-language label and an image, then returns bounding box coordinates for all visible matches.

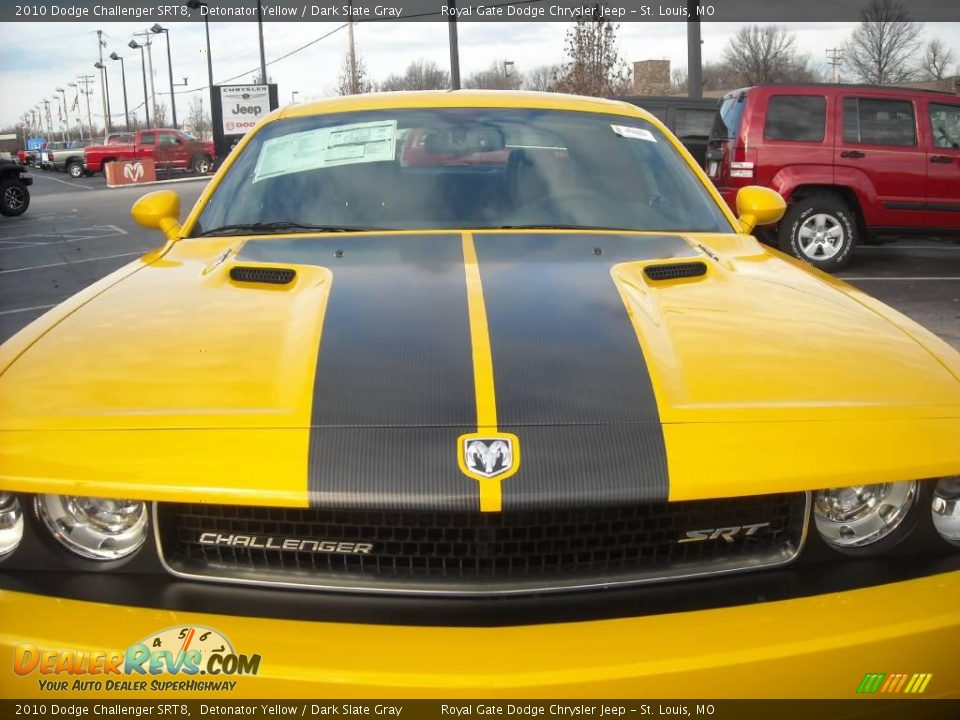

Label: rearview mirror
[131,190,181,242]
[735,186,786,234]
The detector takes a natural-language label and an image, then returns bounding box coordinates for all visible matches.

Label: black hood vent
[644,261,707,281]
[229,266,296,285]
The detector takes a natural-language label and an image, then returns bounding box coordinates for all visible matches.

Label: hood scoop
[229,266,297,285]
[643,261,708,282]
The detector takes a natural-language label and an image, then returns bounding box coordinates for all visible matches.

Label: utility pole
[256,0,267,85]
[687,0,703,99]
[447,0,460,90]
[96,30,112,132]
[347,0,358,94]
[134,30,157,124]
[826,48,844,83]
[77,74,96,138]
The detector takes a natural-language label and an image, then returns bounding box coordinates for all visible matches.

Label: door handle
[840,150,866,159]
[930,155,954,164]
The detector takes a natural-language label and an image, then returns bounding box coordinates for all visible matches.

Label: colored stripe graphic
[857,673,885,694]
[461,232,512,512]
[857,672,932,694]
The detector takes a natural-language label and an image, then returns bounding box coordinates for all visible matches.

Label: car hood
[1,230,958,507]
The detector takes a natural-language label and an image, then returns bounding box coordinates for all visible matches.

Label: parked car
[619,95,719,166]
[706,83,960,270]
[83,129,216,175]
[1,92,958,698]
[0,159,32,216]
[49,140,92,178]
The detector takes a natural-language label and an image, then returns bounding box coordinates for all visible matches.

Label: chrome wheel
[3,185,25,211]
[797,213,844,260]
[68,163,84,178]
[194,157,211,174]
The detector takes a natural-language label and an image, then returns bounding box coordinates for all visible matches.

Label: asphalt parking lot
[1,171,958,349]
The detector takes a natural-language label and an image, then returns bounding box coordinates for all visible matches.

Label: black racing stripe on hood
[238,234,478,509]
[475,232,697,508]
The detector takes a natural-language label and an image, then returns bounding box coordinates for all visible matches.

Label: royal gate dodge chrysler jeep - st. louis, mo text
[0,91,958,699]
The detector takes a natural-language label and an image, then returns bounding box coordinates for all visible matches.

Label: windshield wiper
[192,222,384,237]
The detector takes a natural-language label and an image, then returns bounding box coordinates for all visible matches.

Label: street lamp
[150,23,179,129]
[109,52,131,130]
[185,0,214,90]
[128,39,151,128]
[291,90,299,104]
[55,87,71,142]
[94,61,112,133]
[503,60,515,88]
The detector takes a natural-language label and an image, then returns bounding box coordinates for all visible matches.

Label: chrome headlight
[814,482,917,549]
[0,493,24,558]
[932,477,960,547]
[36,495,147,561]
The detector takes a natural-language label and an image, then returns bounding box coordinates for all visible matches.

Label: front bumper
[1,571,958,699]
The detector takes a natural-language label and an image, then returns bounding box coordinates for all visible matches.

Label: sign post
[210,83,278,167]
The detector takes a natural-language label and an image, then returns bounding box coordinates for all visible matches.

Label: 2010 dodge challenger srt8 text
[0,91,958,699]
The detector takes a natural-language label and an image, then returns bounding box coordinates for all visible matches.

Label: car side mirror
[735,186,786,234]
[132,190,181,242]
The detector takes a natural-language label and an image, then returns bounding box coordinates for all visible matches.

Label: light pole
[185,0,214,90]
[256,0,267,85]
[109,52,130,130]
[56,87,71,142]
[129,39,151,128]
[94,61,113,132]
[150,24,179,128]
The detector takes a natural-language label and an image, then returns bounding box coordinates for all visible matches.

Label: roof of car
[277,90,654,122]
[723,83,960,98]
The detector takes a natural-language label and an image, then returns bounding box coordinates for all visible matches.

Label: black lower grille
[156,494,808,594]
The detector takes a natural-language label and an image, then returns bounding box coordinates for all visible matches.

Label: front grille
[156,493,809,594]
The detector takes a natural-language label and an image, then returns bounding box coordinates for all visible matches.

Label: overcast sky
[0,21,957,130]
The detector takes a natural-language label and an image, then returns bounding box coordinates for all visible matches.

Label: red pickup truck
[84,129,215,176]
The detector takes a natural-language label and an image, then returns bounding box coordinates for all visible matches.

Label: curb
[106,174,212,189]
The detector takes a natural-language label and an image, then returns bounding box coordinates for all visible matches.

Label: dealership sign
[219,85,271,136]
[210,83,279,169]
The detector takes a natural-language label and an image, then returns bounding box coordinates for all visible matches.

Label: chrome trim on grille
[153,494,811,596]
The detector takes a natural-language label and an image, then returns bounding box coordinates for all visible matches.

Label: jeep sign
[210,83,279,168]
[219,85,271,136]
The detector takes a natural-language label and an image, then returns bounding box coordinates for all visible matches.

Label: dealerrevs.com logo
[13,626,261,693]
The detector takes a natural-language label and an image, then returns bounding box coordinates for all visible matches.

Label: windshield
[193,108,730,235]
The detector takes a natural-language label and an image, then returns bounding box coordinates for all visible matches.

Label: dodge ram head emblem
[464,438,514,478]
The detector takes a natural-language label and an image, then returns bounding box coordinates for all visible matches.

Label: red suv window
[764,96,826,142]
[843,98,916,147]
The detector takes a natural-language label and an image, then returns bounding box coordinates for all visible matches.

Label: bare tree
[554,10,631,96]
[336,48,375,95]
[921,38,956,81]
[464,60,523,90]
[843,0,923,83]
[523,64,561,92]
[153,101,169,128]
[380,60,450,91]
[184,97,212,140]
[721,25,817,85]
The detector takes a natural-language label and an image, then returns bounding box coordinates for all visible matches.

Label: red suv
[706,84,960,271]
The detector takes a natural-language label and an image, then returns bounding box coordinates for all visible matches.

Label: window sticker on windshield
[611,125,657,143]
[253,120,397,182]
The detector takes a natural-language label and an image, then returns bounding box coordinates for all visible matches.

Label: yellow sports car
[0,91,958,699]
